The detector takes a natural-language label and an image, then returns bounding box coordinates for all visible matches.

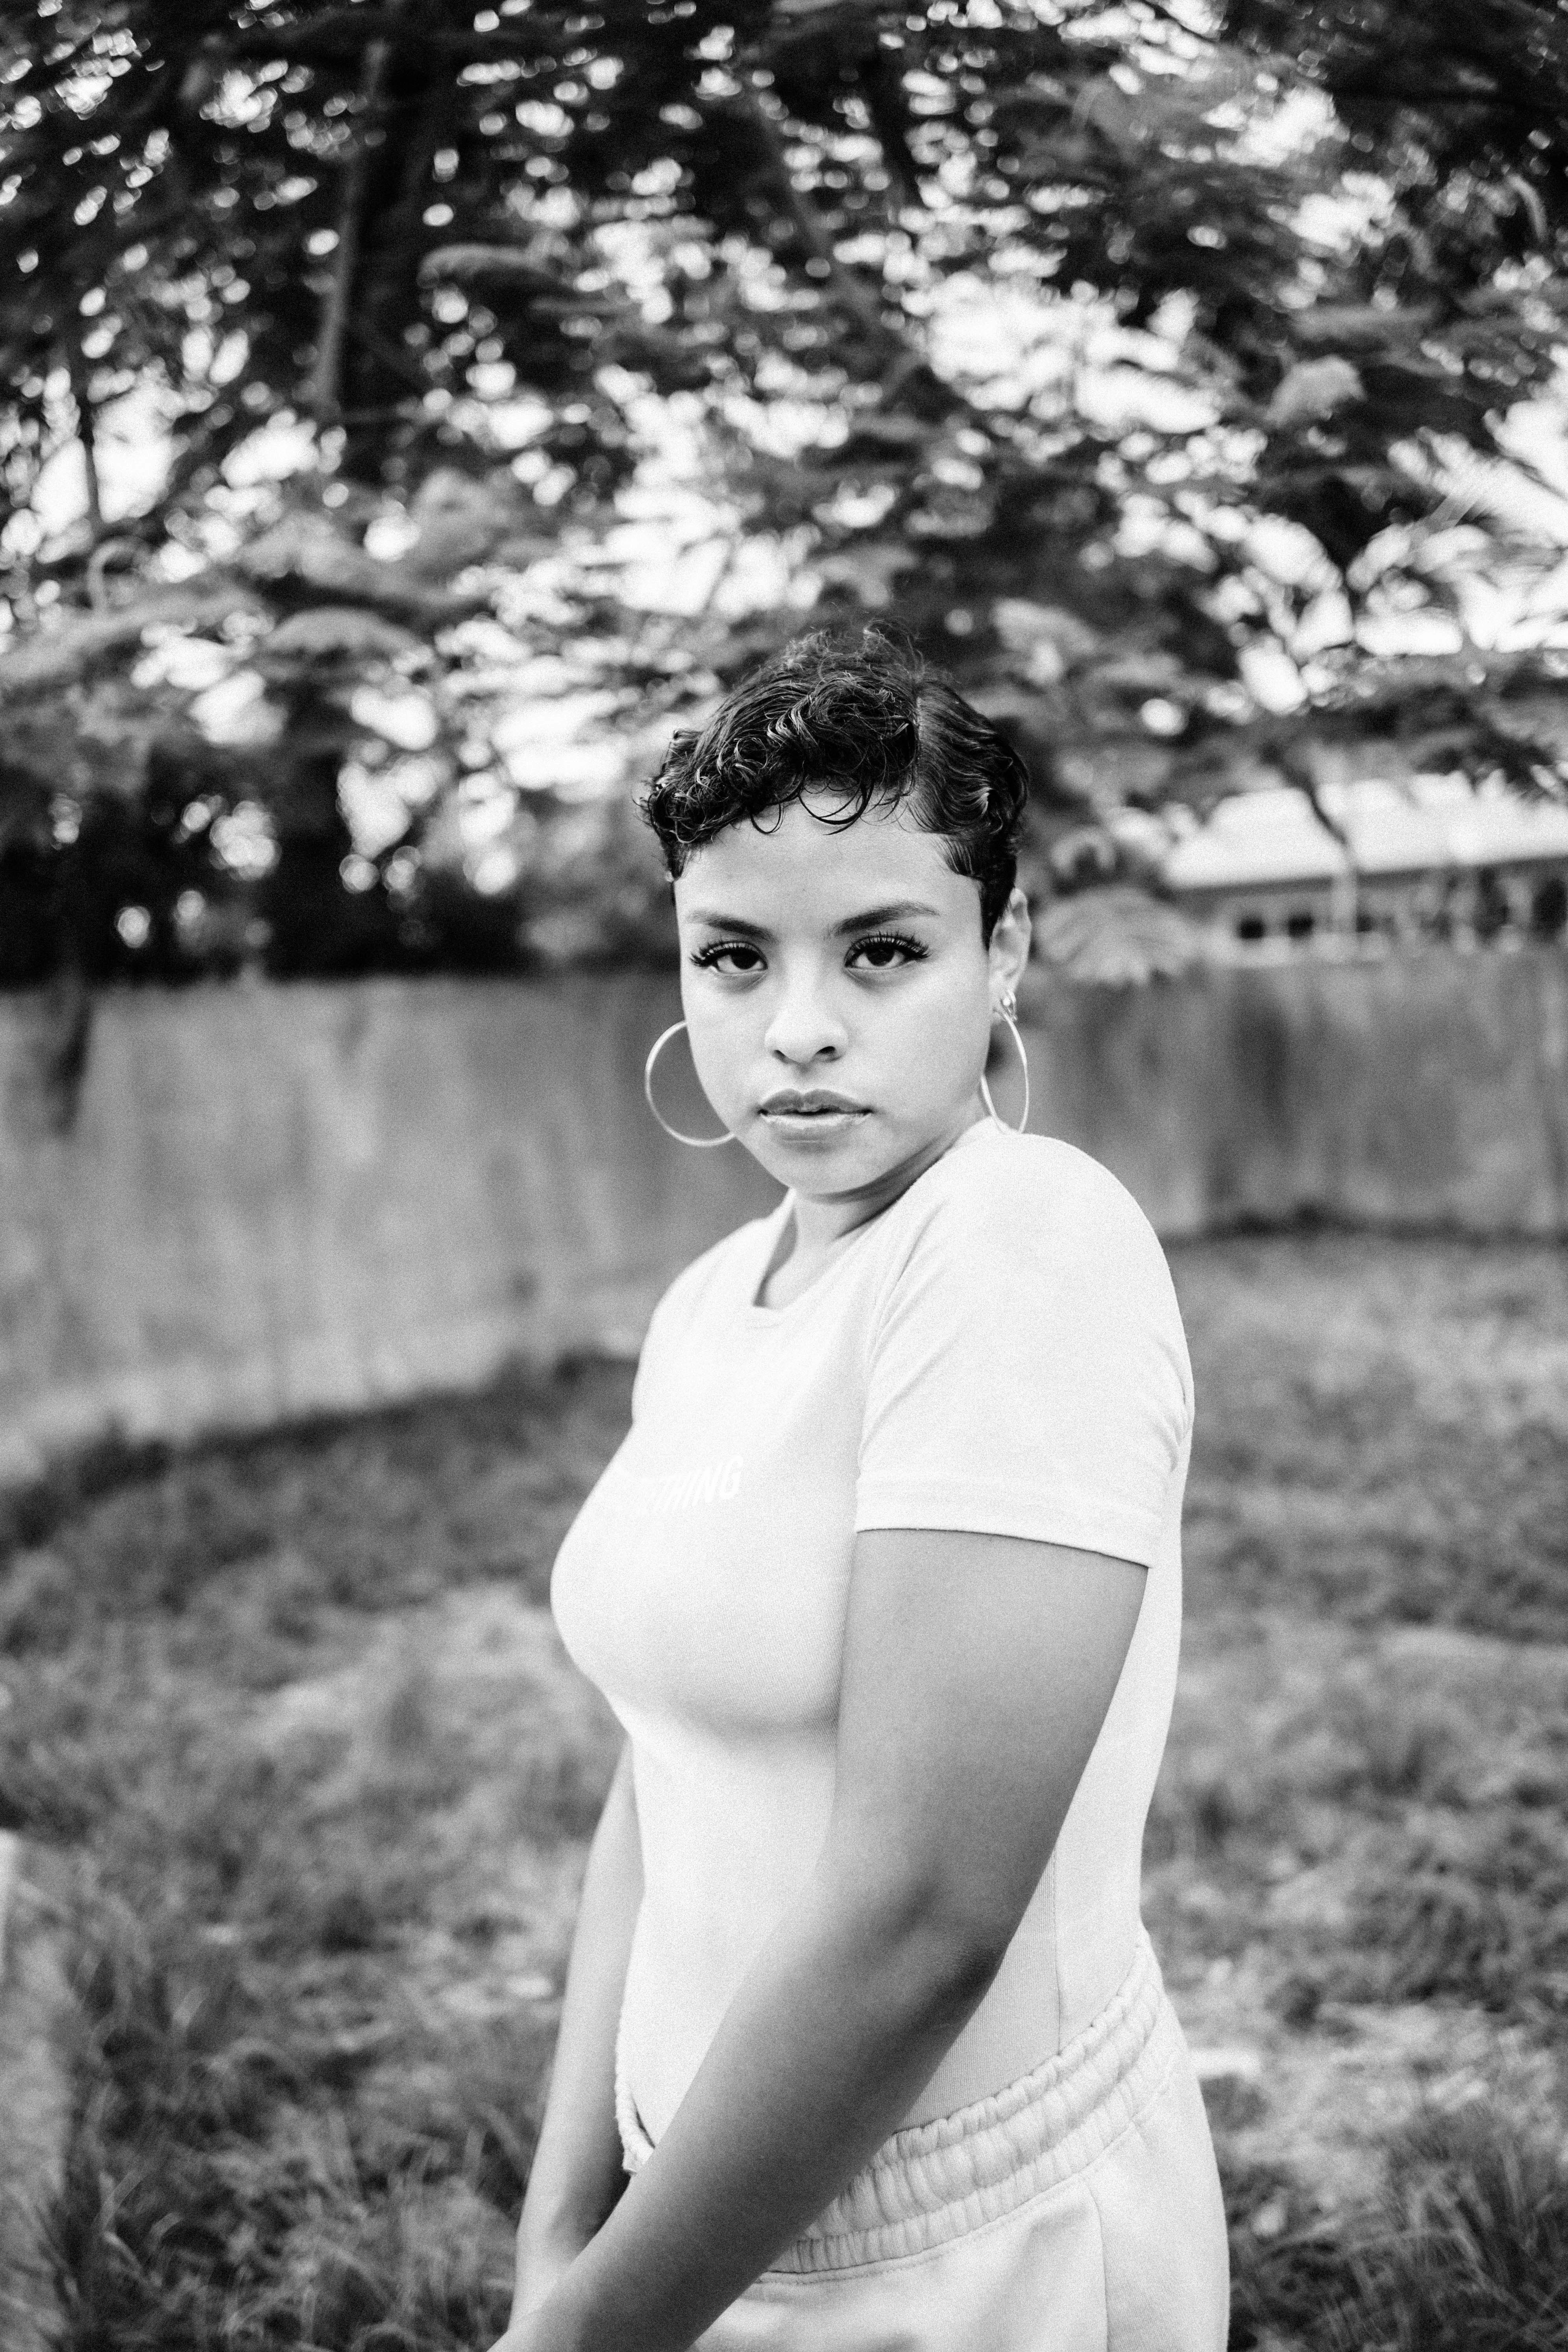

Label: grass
[0,1354,630,1633]
[2,1362,630,2352]
[1226,2102,1568,2352]
[1,1237,1565,2348]
[1143,1617,1568,2029]
[1176,1233,1568,1640]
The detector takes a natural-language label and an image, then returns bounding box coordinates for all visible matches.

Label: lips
[759,1090,868,1117]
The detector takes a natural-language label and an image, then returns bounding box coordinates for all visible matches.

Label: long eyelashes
[852,931,928,967]
[688,939,763,971]
[688,932,929,973]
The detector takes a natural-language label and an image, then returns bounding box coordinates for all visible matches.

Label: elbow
[919,1926,1009,2028]
[828,1864,1015,2023]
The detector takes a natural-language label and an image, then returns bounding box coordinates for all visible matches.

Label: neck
[788,1100,987,1257]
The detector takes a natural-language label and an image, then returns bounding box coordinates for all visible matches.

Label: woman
[494,629,1228,2352]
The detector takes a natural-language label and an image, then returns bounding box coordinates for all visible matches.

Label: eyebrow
[686,900,942,939]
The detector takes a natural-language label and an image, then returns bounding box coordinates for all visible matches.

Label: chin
[745,1118,877,1181]
[793,1133,941,1200]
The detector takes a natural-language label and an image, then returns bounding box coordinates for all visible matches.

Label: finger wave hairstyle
[640,627,1030,938]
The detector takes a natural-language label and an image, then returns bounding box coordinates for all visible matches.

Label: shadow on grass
[0,1354,636,1640]
[48,1880,544,2350]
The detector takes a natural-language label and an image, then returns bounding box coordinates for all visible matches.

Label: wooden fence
[2,949,1562,1480]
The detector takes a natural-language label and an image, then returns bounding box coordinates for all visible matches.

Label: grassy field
[1,1235,1565,2350]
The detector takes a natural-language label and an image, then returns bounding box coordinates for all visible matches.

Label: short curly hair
[640,627,1030,938]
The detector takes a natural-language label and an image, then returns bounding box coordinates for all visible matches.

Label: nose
[763,966,848,1068]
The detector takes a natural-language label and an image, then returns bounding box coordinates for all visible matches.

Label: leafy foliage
[4,2,1568,980]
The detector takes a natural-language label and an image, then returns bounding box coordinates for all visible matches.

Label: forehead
[675,792,973,926]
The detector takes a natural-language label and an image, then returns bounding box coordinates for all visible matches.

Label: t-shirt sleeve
[854,1150,1193,1567]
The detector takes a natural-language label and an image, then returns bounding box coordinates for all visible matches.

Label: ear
[987,885,1032,1002]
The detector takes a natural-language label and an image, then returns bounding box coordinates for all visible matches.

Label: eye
[847,930,928,971]
[689,938,766,975]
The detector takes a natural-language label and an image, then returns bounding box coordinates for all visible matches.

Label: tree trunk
[254,700,389,976]
[339,34,456,484]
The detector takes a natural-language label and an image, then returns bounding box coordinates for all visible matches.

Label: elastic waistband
[616,1928,1182,2271]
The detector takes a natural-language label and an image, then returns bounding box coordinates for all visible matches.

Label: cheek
[679,984,752,1093]
[874,974,991,1095]
[900,956,988,1032]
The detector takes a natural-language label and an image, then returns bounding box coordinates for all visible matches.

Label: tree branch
[738,95,894,348]
[210,15,549,68]
[1319,78,1554,115]
[0,580,262,699]
[68,353,104,541]
[309,36,396,427]
[346,310,441,396]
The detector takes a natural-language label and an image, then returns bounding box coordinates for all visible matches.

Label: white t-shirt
[551,1120,1194,2141]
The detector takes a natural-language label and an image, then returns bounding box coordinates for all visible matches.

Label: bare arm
[510,1530,1146,2352]
[509,1740,643,2320]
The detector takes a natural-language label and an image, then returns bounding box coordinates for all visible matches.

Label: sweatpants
[617,1930,1230,2352]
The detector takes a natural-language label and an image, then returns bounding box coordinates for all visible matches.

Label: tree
[2,1,1566,985]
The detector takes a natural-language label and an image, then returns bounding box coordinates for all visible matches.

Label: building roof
[1162,777,1568,895]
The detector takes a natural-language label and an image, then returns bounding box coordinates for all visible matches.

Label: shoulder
[869,1129,1187,1385]
[858,1135,1193,1548]
[893,1128,1167,1278]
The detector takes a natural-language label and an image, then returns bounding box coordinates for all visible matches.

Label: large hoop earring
[978,993,1030,1134]
[643,1021,735,1148]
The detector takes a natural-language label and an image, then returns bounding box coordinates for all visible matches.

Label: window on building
[1472,871,1511,939]
[1530,873,1567,940]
